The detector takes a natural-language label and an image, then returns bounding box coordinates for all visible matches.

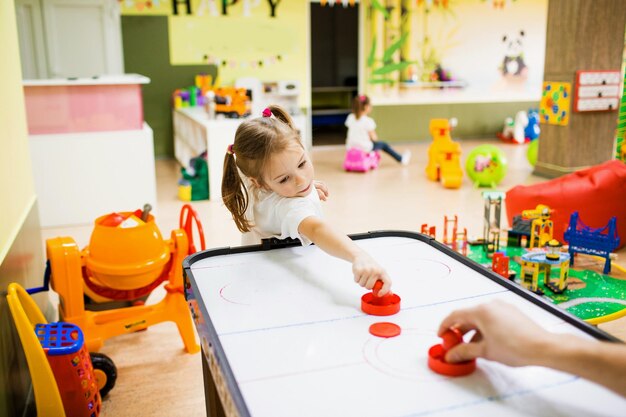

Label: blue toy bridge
[564,211,620,274]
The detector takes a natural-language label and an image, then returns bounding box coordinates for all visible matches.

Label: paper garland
[123,0,161,11]
[204,54,284,69]
[480,0,518,9]
[320,0,356,7]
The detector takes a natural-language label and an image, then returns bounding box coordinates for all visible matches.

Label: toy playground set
[424,162,626,324]
[6,204,205,417]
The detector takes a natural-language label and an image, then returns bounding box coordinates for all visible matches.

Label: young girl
[345,95,411,165]
[222,105,392,295]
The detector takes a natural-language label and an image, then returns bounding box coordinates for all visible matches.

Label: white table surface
[185,235,626,417]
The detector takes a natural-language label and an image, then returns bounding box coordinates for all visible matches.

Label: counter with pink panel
[23,74,149,134]
[24,74,156,227]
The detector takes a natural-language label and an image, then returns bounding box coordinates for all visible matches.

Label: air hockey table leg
[202,347,226,417]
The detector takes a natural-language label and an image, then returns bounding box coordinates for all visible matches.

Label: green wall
[372,102,539,142]
[121,16,218,158]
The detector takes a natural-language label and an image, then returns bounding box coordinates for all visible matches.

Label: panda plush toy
[501,30,527,76]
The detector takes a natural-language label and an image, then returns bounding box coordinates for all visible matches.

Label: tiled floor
[39,141,626,416]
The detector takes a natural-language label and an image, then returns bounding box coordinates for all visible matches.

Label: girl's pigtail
[352,94,369,119]
[222,152,251,232]
[268,104,296,131]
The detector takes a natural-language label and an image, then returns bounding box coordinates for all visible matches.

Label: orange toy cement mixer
[46,204,203,354]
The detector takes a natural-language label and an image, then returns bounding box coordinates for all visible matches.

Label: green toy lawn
[466,245,626,322]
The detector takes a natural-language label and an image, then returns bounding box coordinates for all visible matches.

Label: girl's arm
[298,216,392,295]
[368,130,379,142]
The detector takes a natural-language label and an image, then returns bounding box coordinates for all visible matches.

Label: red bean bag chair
[505,160,626,249]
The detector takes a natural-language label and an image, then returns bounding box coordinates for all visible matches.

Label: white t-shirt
[241,178,323,246]
[345,113,376,152]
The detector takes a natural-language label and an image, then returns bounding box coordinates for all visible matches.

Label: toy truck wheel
[90,352,117,398]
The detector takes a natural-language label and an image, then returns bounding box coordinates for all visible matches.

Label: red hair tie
[227,144,234,155]
[262,108,272,118]
[359,95,367,103]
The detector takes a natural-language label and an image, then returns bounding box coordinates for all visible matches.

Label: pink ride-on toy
[343,148,381,172]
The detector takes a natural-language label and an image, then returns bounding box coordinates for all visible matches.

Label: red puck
[369,322,401,338]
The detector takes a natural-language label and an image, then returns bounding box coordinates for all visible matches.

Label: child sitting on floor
[345,94,411,165]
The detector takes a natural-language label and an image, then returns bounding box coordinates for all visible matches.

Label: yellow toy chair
[6,283,65,416]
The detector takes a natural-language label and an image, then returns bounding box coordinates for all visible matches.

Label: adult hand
[437,300,550,367]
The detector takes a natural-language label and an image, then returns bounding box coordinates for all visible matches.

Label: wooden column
[535,0,626,178]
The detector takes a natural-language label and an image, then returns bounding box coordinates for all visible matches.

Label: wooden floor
[39,141,626,417]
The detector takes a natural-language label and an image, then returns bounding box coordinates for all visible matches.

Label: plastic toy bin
[23,75,149,134]
[36,322,101,417]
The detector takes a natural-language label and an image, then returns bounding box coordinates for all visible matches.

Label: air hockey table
[183,231,626,417]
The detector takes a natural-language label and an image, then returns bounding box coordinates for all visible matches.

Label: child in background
[346,95,411,165]
[222,105,393,296]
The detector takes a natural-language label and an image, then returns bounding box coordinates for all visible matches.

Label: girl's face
[262,143,314,198]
